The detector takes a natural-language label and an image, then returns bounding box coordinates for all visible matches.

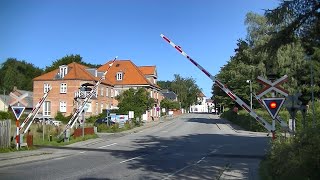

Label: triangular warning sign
[262,98,285,119]
[11,106,25,120]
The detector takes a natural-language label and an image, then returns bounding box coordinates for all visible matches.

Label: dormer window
[59,65,68,78]
[116,72,123,81]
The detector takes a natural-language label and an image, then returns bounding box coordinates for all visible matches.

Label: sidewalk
[0,114,183,168]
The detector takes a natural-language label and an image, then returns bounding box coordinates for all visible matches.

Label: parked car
[94,117,115,126]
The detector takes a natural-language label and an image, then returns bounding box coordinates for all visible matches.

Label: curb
[0,114,186,168]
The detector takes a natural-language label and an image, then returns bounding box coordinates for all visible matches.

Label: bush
[0,111,13,120]
[221,109,268,132]
[260,127,320,180]
[54,111,71,124]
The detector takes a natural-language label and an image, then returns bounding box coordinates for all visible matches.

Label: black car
[94,117,115,126]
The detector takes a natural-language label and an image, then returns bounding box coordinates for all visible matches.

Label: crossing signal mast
[58,56,117,139]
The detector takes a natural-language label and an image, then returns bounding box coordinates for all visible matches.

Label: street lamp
[246,80,253,109]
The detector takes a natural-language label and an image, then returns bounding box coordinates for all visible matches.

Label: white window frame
[60,66,68,78]
[111,88,114,97]
[43,101,51,116]
[44,83,50,93]
[95,102,98,115]
[101,87,104,96]
[59,101,67,112]
[106,87,109,97]
[101,103,104,113]
[116,72,123,81]
[60,83,67,94]
[150,91,153,98]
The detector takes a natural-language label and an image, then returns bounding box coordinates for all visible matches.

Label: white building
[189,92,216,113]
[190,92,206,113]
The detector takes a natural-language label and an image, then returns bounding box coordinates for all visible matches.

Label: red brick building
[33,60,163,120]
[98,60,163,119]
[33,62,113,118]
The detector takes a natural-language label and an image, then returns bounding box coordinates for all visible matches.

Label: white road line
[197,157,205,164]
[211,149,218,153]
[119,154,147,164]
[163,156,207,180]
[79,151,86,154]
[163,164,194,180]
[53,157,67,161]
[98,143,117,149]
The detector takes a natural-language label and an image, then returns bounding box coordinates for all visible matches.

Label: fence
[0,119,11,148]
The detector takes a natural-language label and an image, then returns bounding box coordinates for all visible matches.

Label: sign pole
[16,118,20,150]
[11,106,25,150]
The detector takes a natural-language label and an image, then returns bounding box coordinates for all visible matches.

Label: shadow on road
[36,132,270,179]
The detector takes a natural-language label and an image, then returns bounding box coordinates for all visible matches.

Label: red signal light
[269,102,277,109]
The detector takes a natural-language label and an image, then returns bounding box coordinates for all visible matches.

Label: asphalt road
[0,114,270,180]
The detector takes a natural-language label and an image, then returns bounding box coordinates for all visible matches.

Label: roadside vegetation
[214,1,320,179]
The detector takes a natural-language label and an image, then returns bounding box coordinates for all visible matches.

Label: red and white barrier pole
[160,34,274,133]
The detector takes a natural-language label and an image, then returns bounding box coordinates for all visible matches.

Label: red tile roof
[139,66,156,75]
[33,62,112,85]
[98,60,156,87]
[198,92,206,97]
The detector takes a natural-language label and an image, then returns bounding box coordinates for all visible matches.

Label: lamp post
[308,56,316,128]
[247,80,253,130]
[246,80,253,109]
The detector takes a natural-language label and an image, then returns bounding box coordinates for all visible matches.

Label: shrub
[0,111,12,120]
[54,111,70,124]
[260,127,320,180]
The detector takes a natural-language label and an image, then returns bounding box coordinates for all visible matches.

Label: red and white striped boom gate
[19,86,52,135]
[58,56,117,138]
[160,34,274,132]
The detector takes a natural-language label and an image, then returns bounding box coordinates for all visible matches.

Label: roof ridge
[73,63,98,82]
[129,61,152,85]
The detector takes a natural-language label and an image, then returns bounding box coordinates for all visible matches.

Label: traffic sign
[262,98,285,119]
[256,75,289,98]
[11,106,25,120]
[9,92,28,106]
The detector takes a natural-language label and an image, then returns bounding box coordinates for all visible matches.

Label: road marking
[197,157,205,164]
[53,157,67,161]
[211,149,218,153]
[163,156,207,180]
[215,123,221,130]
[120,154,147,164]
[98,143,117,149]
[163,164,194,180]
[79,151,86,154]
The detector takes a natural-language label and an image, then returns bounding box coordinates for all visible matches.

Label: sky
[0,0,279,98]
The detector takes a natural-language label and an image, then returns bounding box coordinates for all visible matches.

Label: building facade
[189,92,207,113]
[98,60,163,120]
[33,60,163,120]
[33,62,113,118]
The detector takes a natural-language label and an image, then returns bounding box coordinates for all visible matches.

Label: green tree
[212,12,313,109]
[157,80,172,90]
[160,98,180,111]
[264,0,320,55]
[170,74,200,110]
[44,54,100,73]
[0,58,43,92]
[116,88,155,118]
